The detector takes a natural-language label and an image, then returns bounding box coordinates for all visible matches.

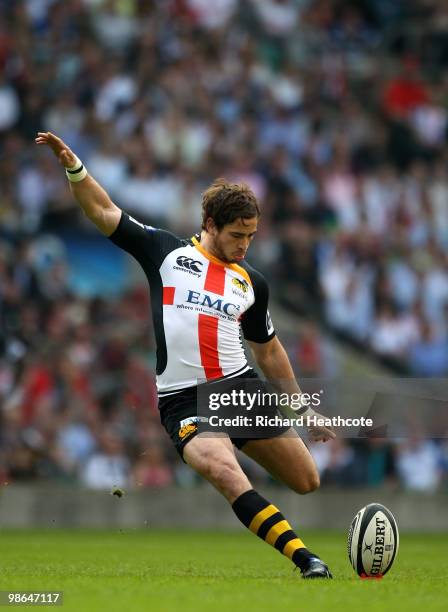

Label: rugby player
[35,131,335,579]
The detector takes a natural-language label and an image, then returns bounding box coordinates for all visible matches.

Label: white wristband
[65,156,88,182]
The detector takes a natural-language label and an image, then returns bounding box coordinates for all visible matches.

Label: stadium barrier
[0,485,446,531]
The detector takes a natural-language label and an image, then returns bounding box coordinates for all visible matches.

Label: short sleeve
[108,211,182,268]
[241,268,276,343]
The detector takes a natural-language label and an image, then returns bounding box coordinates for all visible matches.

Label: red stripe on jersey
[204,261,226,295]
[200,262,226,378]
[163,286,175,305]
[198,314,224,379]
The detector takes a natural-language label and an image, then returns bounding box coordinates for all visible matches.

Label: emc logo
[186,290,240,316]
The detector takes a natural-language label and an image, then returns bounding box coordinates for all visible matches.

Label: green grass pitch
[1,529,447,612]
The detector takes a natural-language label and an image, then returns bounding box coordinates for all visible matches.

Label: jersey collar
[191,235,252,285]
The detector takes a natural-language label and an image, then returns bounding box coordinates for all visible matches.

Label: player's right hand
[306,411,336,443]
[35,132,77,168]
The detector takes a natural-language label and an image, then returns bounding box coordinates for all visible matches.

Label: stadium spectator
[81,429,130,490]
[396,435,443,493]
[132,445,174,489]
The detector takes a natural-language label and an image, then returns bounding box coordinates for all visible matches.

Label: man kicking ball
[36,131,335,578]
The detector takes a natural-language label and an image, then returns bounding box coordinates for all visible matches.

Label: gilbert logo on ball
[348,503,399,578]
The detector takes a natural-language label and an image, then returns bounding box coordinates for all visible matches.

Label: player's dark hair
[201,179,260,231]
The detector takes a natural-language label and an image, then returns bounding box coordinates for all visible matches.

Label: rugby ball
[348,503,399,577]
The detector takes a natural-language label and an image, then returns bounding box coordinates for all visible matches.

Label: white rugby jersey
[109,211,275,394]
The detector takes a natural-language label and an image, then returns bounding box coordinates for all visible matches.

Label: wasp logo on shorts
[178,423,198,440]
[174,256,203,276]
[232,278,249,293]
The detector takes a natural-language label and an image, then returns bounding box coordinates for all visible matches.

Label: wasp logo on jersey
[174,256,203,276]
[232,277,249,294]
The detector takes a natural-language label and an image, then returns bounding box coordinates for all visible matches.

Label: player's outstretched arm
[35,132,121,236]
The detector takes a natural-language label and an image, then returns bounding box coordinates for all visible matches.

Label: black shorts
[158,369,290,460]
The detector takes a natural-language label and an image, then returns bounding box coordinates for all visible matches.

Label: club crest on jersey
[232,277,249,294]
[174,256,203,276]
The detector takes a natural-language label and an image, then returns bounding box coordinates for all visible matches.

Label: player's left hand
[307,412,336,442]
[35,131,77,168]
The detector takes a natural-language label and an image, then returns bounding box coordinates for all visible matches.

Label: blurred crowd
[1,0,448,491]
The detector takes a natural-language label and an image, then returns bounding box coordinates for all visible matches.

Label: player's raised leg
[183,435,332,578]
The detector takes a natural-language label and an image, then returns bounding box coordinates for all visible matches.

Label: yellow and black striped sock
[232,489,315,570]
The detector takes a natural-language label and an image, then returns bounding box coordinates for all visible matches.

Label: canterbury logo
[175,256,203,273]
[232,278,249,293]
